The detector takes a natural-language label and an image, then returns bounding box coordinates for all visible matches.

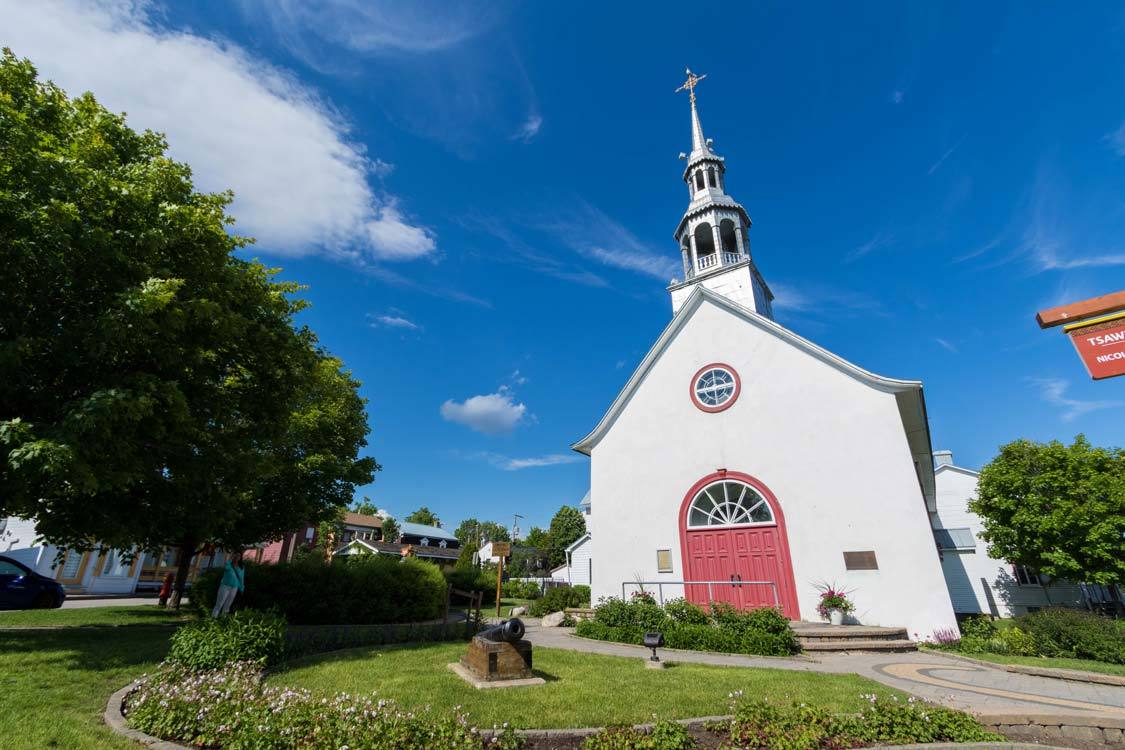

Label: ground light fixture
[643,631,665,669]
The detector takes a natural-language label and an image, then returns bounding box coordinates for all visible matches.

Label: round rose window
[690,363,740,412]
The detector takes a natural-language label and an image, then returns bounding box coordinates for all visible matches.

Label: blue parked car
[0,555,66,609]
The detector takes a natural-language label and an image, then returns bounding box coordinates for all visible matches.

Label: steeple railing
[691,251,743,277]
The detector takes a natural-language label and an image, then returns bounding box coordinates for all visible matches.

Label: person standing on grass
[211,553,245,617]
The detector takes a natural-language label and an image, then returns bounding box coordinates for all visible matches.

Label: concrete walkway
[523,624,1125,719]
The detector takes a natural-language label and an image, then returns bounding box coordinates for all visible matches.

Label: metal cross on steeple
[675,68,707,104]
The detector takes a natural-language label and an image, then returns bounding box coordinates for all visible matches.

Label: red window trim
[689,362,741,413]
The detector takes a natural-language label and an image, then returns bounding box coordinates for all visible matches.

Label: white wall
[587,300,957,639]
[932,466,1084,618]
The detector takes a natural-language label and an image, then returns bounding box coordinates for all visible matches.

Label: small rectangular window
[843,551,878,570]
[1014,565,1041,586]
[656,549,673,573]
[933,528,975,550]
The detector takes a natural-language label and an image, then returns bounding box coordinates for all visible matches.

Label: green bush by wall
[168,609,286,670]
[191,556,447,625]
[576,598,798,657]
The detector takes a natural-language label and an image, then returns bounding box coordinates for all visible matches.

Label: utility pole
[511,513,524,542]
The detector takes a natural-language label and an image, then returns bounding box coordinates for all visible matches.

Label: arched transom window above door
[690,363,740,412]
[687,480,774,528]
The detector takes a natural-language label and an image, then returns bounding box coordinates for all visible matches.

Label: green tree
[353,497,378,516]
[405,506,440,527]
[0,51,377,605]
[380,516,400,543]
[546,505,587,568]
[971,435,1124,593]
[520,526,550,548]
[453,518,511,545]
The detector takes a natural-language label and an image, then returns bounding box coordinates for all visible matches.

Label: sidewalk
[522,624,1125,719]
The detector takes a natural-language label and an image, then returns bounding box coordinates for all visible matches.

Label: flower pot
[829,608,844,626]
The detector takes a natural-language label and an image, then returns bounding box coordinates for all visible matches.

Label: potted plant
[815,584,855,625]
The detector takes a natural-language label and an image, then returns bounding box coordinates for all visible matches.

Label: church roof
[571,286,936,507]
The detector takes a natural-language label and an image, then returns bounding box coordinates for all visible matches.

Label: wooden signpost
[490,541,511,617]
[1037,291,1125,381]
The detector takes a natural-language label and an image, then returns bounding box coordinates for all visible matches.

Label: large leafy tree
[971,435,1124,593]
[546,505,587,568]
[453,517,510,546]
[0,51,377,603]
[405,506,441,527]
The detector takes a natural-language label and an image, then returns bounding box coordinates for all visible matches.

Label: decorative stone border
[106,680,1090,750]
[933,651,1125,688]
[979,714,1125,749]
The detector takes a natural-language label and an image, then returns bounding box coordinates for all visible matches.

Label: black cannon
[477,617,525,643]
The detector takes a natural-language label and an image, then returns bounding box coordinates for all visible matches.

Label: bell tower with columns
[668,69,774,319]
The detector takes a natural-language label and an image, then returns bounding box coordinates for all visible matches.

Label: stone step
[799,638,917,653]
[796,627,909,644]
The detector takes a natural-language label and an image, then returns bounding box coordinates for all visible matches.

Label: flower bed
[578,694,1002,750]
[125,661,524,750]
[575,598,799,657]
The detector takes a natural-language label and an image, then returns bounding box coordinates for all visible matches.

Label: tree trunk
[169,537,197,610]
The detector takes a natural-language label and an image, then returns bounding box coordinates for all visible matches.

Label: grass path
[271,641,904,729]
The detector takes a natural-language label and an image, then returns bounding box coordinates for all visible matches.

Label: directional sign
[1065,313,1125,380]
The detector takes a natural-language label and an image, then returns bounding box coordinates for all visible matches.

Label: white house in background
[0,516,144,594]
[571,77,957,640]
[930,450,1088,618]
[550,532,592,586]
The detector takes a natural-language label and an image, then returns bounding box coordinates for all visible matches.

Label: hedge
[528,585,590,616]
[1016,608,1124,663]
[575,598,799,656]
[192,555,447,625]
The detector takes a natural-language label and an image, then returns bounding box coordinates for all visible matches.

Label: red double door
[682,524,800,619]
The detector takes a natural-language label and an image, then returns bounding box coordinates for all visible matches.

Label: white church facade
[573,72,958,640]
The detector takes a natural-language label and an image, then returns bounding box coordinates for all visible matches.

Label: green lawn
[0,604,196,628]
[0,621,173,750]
[945,650,1125,677]
[270,642,903,729]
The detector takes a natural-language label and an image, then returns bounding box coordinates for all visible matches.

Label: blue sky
[5,1,1124,532]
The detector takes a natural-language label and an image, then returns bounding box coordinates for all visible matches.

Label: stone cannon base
[461,636,534,680]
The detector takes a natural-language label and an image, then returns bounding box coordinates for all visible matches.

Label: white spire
[690,97,710,158]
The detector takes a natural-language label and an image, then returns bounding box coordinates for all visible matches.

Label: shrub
[583,720,695,750]
[192,556,448,625]
[579,598,799,656]
[1017,608,1124,664]
[663,598,708,625]
[727,694,1002,749]
[959,614,997,640]
[446,565,498,606]
[168,609,286,670]
[528,585,591,617]
[126,662,524,750]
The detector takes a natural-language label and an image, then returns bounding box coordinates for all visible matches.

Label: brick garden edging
[106,680,1096,750]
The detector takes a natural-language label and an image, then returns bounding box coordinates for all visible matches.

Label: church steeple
[669,69,774,319]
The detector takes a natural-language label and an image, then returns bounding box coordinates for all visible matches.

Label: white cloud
[541,199,679,281]
[2,0,434,264]
[845,231,893,263]
[510,370,528,385]
[440,389,529,435]
[512,113,543,143]
[241,0,498,58]
[927,138,964,176]
[473,452,582,471]
[367,311,420,331]
[769,281,886,317]
[935,338,958,353]
[1027,377,1122,421]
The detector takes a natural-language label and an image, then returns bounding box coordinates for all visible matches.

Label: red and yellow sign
[1065,312,1125,380]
